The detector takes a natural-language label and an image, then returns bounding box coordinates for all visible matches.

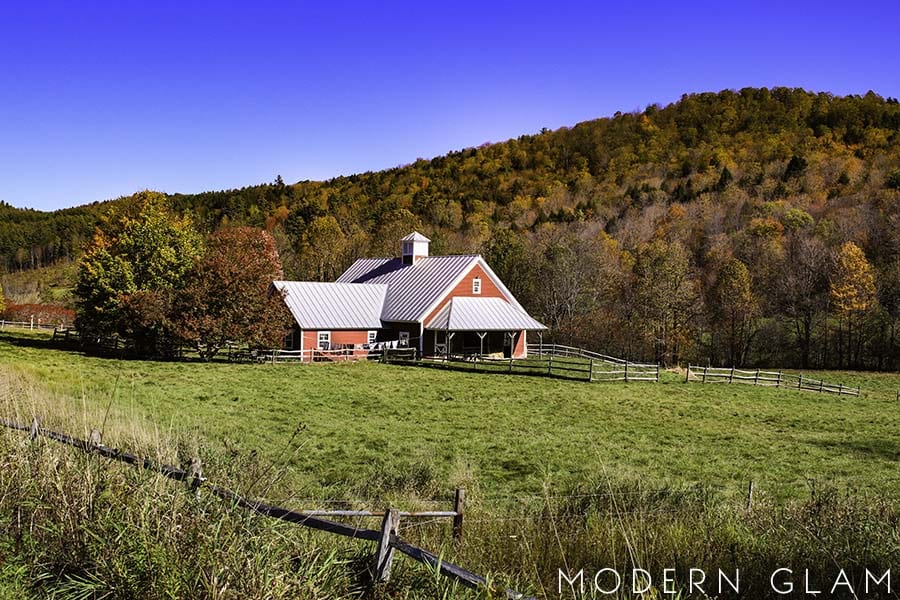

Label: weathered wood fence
[384,345,660,383]
[0,416,531,599]
[685,365,860,397]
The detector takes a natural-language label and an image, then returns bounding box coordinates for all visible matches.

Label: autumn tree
[173,227,292,360]
[775,234,830,368]
[830,241,878,367]
[75,192,202,353]
[631,239,700,365]
[709,258,756,366]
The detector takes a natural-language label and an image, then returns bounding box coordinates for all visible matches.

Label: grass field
[2,328,899,599]
[2,329,898,504]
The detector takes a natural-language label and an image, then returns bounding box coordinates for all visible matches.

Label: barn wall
[423,263,507,324]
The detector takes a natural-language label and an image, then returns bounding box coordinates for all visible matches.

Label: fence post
[838,383,843,396]
[819,379,824,393]
[684,365,690,383]
[30,315,34,330]
[624,362,629,383]
[548,354,553,376]
[655,363,659,383]
[188,457,203,498]
[729,366,735,384]
[798,374,803,390]
[746,480,754,511]
[373,508,400,583]
[453,488,465,542]
[509,356,513,373]
[588,358,594,382]
[29,417,40,441]
[777,371,782,388]
[754,369,760,385]
[702,366,707,384]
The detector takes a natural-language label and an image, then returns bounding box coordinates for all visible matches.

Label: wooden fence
[685,365,860,397]
[0,416,533,600]
[385,346,660,383]
[0,319,60,332]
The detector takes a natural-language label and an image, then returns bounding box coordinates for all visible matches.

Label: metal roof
[400,231,431,242]
[425,297,547,331]
[272,281,387,329]
[336,255,481,322]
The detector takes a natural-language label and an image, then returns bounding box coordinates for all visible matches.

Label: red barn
[273,232,546,360]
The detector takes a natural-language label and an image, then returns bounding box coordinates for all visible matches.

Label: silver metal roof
[400,231,431,242]
[272,281,387,329]
[425,297,547,331]
[337,255,481,322]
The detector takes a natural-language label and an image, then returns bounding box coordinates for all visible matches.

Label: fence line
[0,416,533,600]
[0,319,60,332]
[386,347,660,383]
[685,365,860,396]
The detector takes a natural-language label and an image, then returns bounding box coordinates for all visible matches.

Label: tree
[173,228,292,360]
[775,234,829,368]
[74,192,202,353]
[710,258,756,366]
[631,239,700,365]
[830,241,877,367]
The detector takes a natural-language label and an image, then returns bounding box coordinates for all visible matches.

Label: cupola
[400,231,430,266]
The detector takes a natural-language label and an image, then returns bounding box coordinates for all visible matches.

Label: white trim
[472,277,481,294]
[367,330,377,344]
[317,331,331,349]
[415,256,527,323]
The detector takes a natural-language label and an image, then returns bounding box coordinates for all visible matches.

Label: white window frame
[367,330,377,345]
[318,331,331,350]
[398,331,410,347]
[472,277,482,294]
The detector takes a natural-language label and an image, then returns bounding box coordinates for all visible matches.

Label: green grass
[2,329,899,505]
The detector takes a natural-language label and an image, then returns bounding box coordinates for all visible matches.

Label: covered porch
[423,297,546,359]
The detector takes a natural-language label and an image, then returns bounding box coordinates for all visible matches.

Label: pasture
[2,329,898,503]
[2,328,900,599]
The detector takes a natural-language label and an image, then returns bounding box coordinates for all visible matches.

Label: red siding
[332,330,369,345]
[424,263,507,324]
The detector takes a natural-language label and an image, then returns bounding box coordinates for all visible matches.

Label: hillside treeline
[2,88,900,368]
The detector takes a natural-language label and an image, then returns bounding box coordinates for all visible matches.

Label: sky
[1,0,897,211]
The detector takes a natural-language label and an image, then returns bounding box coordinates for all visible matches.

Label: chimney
[401,232,430,266]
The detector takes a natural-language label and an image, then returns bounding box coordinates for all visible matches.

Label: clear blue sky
[1,0,897,211]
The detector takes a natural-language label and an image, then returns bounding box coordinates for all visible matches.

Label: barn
[272,232,546,360]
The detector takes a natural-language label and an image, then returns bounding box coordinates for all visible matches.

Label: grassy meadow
[1,328,899,599]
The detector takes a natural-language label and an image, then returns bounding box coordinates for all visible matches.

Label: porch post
[477,331,487,356]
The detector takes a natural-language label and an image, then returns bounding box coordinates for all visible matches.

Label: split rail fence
[384,344,660,383]
[0,416,533,600]
[685,365,860,397]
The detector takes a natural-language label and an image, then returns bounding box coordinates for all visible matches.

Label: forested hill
[3,87,900,368]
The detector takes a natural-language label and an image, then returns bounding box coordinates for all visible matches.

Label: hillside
[2,87,900,368]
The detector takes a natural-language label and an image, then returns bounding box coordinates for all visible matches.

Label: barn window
[367,330,377,345]
[472,277,482,294]
[318,331,331,350]
[398,331,410,347]
[283,331,294,350]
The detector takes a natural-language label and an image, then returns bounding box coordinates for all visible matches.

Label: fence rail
[0,416,532,600]
[385,347,660,383]
[0,319,61,332]
[685,365,860,396]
